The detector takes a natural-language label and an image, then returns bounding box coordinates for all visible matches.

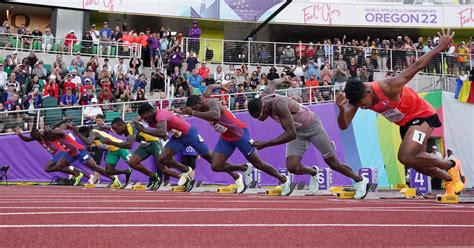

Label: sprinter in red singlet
[15,126,89,186]
[182,84,289,194]
[337,29,464,196]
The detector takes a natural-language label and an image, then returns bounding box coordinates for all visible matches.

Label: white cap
[91,98,98,103]
[432,146,437,150]
[70,30,75,33]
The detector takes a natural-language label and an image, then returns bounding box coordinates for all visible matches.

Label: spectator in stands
[267,67,279,81]
[135,88,146,101]
[0,64,7,92]
[129,56,142,74]
[114,73,128,88]
[305,73,319,102]
[101,58,113,75]
[188,69,203,95]
[234,68,246,85]
[100,22,112,55]
[248,71,259,91]
[114,79,127,101]
[305,58,318,81]
[186,51,199,72]
[120,86,133,106]
[364,57,375,82]
[59,88,77,106]
[70,70,82,87]
[347,57,358,80]
[306,42,316,61]
[456,41,469,74]
[62,74,76,94]
[213,65,224,82]
[404,36,416,68]
[99,87,113,111]
[150,68,165,94]
[53,55,67,76]
[32,27,42,38]
[99,76,112,93]
[357,64,369,83]
[169,46,185,73]
[23,85,42,110]
[234,84,247,110]
[25,51,38,69]
[79,87,94,106]
[90,24,100,46]
[21,28,33,51]
[113,57,128,79]
[130,73,146,93]
[188,20,201,56]
[319,80,332,101]
[147,31,160,68]
[319,62,332,84]
[159,33,169,57]
[6,73,19,96]
[31,61,47,80]
[42,75,59,99]
[82,31,93,54]
[1,83,16,104]
[204,73,215,86]
[292,59,305,82]
[82,67,96,86]
[111,25,123,48]
[380,42,390,72]
[4,93,21,111]
[61,30,78,53]
[79,78,94,101]
[288,80,302,103]
[83,98,103,123]
[41,28,54,52]
[445,40,456,75]
[0,103,6,133]
[198,62,210,79]
[5,51,19,70]
[69,52,84,73]
[15,65,29,95]
[128,67,139,88]
[26,74,40,95]
[257,45,270,64]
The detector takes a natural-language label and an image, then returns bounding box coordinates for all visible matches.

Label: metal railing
[179,37,473,78]
[0,33,142,59]
[0,85,336,135]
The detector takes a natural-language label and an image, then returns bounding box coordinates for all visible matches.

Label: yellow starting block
[132,183,146,191]
[400,188,416,198]
[217,184,237,193]
[436,194,459,204]
[330,186,353,196]
[395,184,409,190]
[266,186,283,196]
[337,191,356,199]
[172,185,186,192]
[84,184,96,188]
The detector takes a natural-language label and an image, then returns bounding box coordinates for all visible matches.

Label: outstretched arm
[381,29,454,95]
[180,99,220,121]
[132,120,168,139]
[104,134,134,149]
[336,92,358,130]
[261,76,292,96]
[252,101,296,150]
[15,128,34,142]
[74,130,96,146]
[202,84,227,98]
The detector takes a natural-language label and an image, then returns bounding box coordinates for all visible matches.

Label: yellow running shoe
[74,172,84,186]
[112,176,122,189]
[444,181,455,196]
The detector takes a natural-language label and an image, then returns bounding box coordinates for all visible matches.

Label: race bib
[212,123,228,134]
[380,108,405,123]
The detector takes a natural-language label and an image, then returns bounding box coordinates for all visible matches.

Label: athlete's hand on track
[335,92,347,110]
[179,106,193,116]
[252,140,268,150]
[14,127,21,135]
[131,120,145,132]
[437,28,455,49]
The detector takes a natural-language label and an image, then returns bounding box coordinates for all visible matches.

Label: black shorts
[399,114,442,139]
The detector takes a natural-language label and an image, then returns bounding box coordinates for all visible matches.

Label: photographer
[150,68,165,94]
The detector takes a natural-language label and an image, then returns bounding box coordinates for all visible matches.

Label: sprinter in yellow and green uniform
[76,126,133,189]
[107,117,163,190]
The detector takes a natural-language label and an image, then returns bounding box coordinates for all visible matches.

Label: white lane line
[0,206,460,210]
[1,207,473,216]
[0,223,473,228]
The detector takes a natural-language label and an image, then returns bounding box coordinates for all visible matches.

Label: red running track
[0,186,474,247]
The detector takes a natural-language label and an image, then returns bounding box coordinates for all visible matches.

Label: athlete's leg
[323,155,362,182]
[398,122,452,180]
[285,135,318,176]
[128,154,156,177]
[207,152,241,180]
[159,147,189,175]
[247,151,286,183]
[44,159,79,177]
[105,163,130,175]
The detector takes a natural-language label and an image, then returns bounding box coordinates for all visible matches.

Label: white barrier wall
[443,91,474,188]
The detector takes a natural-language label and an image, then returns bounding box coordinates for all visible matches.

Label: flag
[457,80,474,104]
[467,81,474,103]
[454,79,463,99]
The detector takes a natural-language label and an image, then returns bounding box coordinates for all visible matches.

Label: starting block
[337,188,356,199]
[84,184,96,188]
[292,167,334,196]
[217,184,237,194]
[266,186,283,196]
[171,185,186,192]
[132,183,146,191]
[436,193,474,204]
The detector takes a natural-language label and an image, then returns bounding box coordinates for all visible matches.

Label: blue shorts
[70,149,93,164]
[214,128,255,157]
[165,126,209,156]
[50,152,73,163]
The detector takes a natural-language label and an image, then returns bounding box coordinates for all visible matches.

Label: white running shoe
[244,163,253,187]
[354,177,369,199]
[235,173,246,193]
[309,166,319,194]
[178,167,193,186]
[88,175,95,184]
[281,175,293,196]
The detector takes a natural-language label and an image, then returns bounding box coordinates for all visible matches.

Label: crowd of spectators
[1,18,473,134]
